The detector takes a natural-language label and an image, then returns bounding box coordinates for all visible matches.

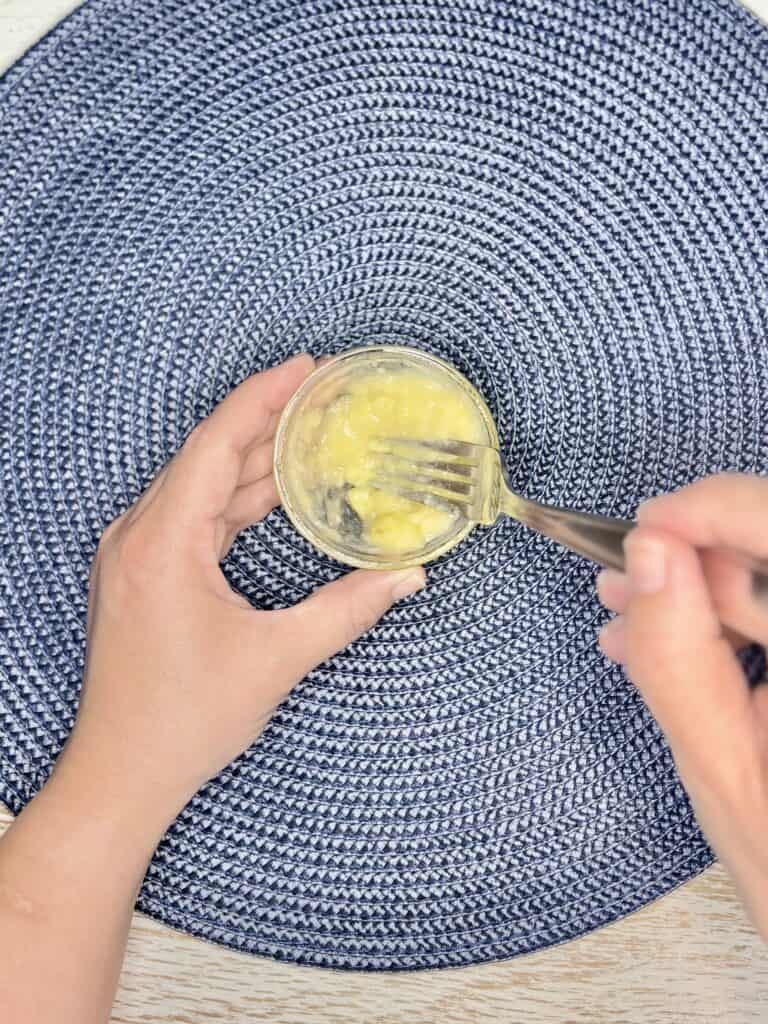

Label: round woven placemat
[1,0,767,971]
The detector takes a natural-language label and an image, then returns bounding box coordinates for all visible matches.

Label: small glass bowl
[273,345,499,569]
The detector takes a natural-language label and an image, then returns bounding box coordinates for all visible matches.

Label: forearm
[688,779,768,942]
[0,751,175,1024]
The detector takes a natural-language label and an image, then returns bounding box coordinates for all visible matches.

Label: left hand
[61,352,425,825]
[0,354,426,1024]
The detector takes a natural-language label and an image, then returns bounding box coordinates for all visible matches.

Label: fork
[372,438,768,600]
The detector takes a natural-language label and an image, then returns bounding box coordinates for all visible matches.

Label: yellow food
[296,367,486,554]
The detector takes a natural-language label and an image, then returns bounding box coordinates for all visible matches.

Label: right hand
[596,474,768,940]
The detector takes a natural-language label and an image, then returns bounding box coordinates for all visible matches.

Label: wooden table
[1,803,766,1023]
[2,1,767,1020]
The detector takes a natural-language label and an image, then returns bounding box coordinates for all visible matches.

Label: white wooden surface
[2,1,768,1021]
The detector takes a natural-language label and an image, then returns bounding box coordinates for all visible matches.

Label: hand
[60,353,426,826]
[0,354,426,1024]
[596,474,768,939]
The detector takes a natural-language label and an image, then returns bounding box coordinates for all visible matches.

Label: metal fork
[372,438,768,599]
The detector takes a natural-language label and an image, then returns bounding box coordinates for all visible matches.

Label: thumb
[621,527,756,788]
[279,567,426,679]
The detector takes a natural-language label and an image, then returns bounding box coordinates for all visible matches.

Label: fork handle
[514,500,632,572]
[512,499,768,603]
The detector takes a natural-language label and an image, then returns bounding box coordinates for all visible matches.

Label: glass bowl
[273,346,499,569]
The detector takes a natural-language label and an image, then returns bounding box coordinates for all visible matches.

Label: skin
[597,474,768,941]
[0,355,425,1024]
[0,368,765,1019]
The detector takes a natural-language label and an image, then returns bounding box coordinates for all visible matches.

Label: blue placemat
[1,0,767,970]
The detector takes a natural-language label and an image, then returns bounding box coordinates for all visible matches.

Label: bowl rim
[273,345,499,569]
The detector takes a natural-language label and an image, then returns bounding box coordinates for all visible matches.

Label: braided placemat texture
[1,0,767,971]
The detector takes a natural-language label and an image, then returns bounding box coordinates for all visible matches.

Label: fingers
[238,438,277,488]
[697,548,768,645]
[595,569,629,661]
[639,475,768,643]
[99,356,313,577]
[596,564,752,654]
[275,568,427,681]
[619,528,758,786]
[193,354,313,458]
[639,474,768,557]
[217,433,291,554]
[596,569,630,614]
[598,615,626,662]
[162,354,314,525]
[220,477,280,555]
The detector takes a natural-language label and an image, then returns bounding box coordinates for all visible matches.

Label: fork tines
[369,437,483,514]
[379,438,481,459]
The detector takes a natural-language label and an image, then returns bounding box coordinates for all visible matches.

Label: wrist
[49,731,192,855]
[0,739,179,941]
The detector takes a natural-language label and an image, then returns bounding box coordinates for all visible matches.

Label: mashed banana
[296,367,485,553]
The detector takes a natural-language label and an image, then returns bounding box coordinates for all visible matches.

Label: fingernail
[388,569,426,601]
[625,534,667,593]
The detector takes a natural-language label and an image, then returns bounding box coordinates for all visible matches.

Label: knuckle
[183,420,210,452]
[347,599,383,637]
[108,524,164,592]
[183,418,238,468]
[95,516,123,560]
[694,474,729,497]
